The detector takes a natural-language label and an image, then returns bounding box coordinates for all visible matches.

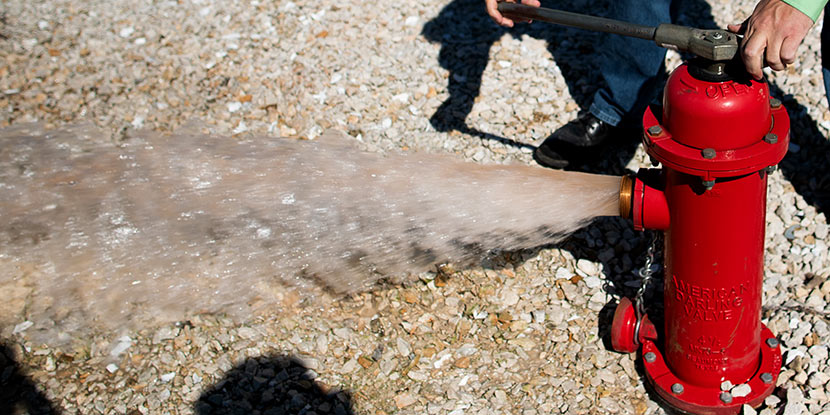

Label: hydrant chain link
[633,232,660,343]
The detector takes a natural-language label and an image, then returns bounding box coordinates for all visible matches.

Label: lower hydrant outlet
[612,59,788,415]
[610,297,657,354]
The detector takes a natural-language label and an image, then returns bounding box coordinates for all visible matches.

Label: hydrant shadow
[0,340,60,415]
[519,215,661,351]
[194,353,354,415]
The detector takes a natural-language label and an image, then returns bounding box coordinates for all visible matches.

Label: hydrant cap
[642,62,789,179]
[663,65,771,151]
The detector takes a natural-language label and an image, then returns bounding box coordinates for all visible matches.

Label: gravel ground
[2,0,830,414]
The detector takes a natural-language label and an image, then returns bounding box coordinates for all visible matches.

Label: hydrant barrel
[662,169,765,386]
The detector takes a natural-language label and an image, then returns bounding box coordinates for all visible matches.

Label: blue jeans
[589,0,673,128]
[823,5,830,107]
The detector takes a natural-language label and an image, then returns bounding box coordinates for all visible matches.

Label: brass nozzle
[619,175,634,219]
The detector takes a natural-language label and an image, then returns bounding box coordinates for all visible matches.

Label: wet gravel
[2,0,830,414]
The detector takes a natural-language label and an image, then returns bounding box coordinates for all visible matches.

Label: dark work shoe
[534,112,617,169]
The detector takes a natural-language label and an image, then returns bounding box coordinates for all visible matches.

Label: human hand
[485,0,541,28]
[727,0,814,80]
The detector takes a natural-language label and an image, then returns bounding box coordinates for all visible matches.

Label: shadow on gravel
[422,0,719,175]
[0,341,60,415]
[564,218,663,343]
[195,354,354,415]
[422,0,611,147]
[771,83,830,216]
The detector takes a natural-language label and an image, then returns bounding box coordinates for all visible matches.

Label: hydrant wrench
[498,3,739,62]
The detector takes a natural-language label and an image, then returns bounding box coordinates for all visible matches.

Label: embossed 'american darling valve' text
[672,276,748,321]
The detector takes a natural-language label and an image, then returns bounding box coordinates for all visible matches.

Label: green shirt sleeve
[782,0,829,21]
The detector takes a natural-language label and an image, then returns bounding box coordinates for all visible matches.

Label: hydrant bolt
[720,392,733,404]
[702,148,716,159]
[766,338,780,348]
[764,133,778,144]
[702,179,715,190]
[760,372,774,384]
[770,97,782,108]
[644,352,656,363]
[647,125,663,136]
[671,383,684,394]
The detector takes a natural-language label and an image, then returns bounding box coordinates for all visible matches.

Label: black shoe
[534,112,617,169]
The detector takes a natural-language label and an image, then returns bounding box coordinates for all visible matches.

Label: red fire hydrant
[492,4,790,411]
[614,59,789,414]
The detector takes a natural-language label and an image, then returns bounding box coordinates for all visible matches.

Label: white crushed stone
[1,0,828,414]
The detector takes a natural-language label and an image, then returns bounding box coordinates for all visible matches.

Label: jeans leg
[589,0,672,128]
[822,5,830,108]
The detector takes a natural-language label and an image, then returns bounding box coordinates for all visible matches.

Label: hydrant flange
[642,103,789,182]
[640,325,781,415]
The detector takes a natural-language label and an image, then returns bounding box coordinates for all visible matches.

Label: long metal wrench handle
[498,2,656,40]
[497,3,739,62]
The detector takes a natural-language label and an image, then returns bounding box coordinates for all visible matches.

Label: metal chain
[634,231,660,341]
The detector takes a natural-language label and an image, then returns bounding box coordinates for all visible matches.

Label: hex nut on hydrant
[647,125,663,136]
[702,179,715,190]
[702,148,716,159]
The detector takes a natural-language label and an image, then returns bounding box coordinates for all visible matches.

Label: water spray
[501,4,787,413]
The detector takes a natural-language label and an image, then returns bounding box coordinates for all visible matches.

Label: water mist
[0,124,620,343]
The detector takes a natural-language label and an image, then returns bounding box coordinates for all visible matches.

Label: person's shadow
[0,341,60,415]
[422,0,721,176]
[422,0,610,151]
[195,353,355,415]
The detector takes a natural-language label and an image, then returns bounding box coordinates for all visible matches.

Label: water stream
[0,124,620,343]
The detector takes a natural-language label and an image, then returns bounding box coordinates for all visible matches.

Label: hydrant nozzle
[618,171,669,231]
[619,175,634,220]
